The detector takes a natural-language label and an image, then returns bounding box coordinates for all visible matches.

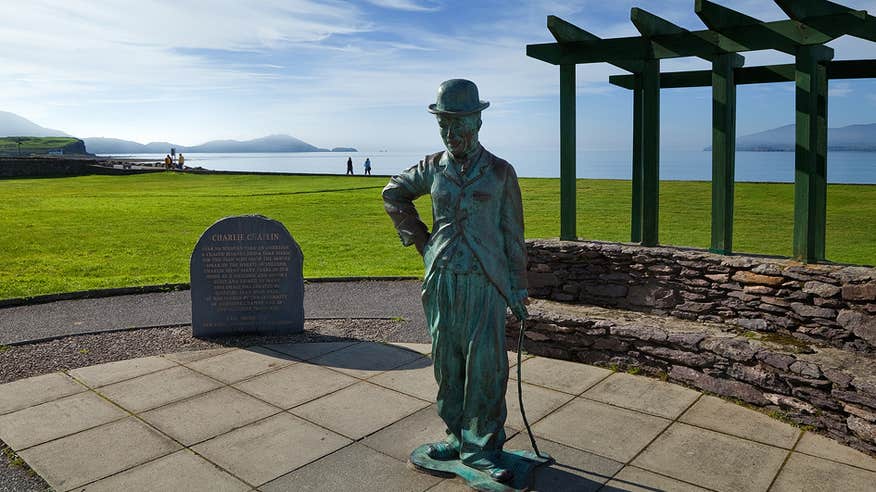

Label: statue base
[408,444,553,491]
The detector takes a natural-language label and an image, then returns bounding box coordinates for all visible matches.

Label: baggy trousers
[422,268,509,464]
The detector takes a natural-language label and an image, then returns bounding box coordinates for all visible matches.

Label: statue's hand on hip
[415,233,431,257]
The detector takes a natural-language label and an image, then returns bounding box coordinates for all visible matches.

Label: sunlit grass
[0,172,872,299]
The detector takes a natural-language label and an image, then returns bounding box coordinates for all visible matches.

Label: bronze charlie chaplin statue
[383,79,549,491]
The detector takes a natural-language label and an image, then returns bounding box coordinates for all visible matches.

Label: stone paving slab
[68,355,177,388]
[583,372,700,419]
[369,357,438,402]
[533,397,672,462]
[71,449,251,492]
[191,412,351,487]
[261,443,441,492]
[162,347,235,365]
[262,340,358,361]
[603,466,711,492]
[232,362,358,409]
[679,394,801,449]
[632,422,789,492]
[0,391,126,450]
[0,372,86,415]
[505,381,574,431]
[97,365,223,413]
[2,344,876,491]
[795,431,876,471]
[291,381,431,439]
[139,387,280,446]
[18,417,180,491]
[504,433,623,492]
[184,347,297,384]
[769,451,876,492]
[360,405,445,462]
[309,342,423,379]
[510,356,612,395]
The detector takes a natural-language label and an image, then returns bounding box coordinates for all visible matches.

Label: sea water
[109,149,875,184]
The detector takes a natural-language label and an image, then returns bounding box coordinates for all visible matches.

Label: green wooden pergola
[527,0,876,262]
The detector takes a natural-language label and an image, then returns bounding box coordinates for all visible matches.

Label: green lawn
[0,137,81,154]
[0,173,873,300]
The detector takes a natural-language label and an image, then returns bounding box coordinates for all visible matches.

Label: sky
[2,0,876,151]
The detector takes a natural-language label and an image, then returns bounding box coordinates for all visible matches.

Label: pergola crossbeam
[548,16,643,73]
[608,59,876,89]
[631,8,746,65]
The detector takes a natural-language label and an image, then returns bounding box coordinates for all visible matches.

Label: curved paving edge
[0,342,874,491]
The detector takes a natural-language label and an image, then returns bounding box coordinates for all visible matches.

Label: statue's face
[437,113,481,160]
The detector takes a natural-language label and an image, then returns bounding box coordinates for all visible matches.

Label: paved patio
[0,341,874,491]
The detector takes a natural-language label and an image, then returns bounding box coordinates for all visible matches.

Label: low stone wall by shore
[526,239,875,352]
[0,158,154,178]
[508,301,876,456]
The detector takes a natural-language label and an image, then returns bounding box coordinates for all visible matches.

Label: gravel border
[0,318,429,490]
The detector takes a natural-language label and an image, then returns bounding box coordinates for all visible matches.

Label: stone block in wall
[670,365,769,405]
[700,337,758,362]
[584,283,628,298]
[836,309,876,347]
[732,271,785,286]
[803,281,842,298]
[791,303,837,319]
[843,282,876,302]
[627,283,679,309]
[526,271,559,289]
[848,416,876,444]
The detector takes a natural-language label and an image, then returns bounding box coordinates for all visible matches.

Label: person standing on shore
[178,153,185,170]
[364,157,372,175]
[164,154,172,169]
[346,157,354,175]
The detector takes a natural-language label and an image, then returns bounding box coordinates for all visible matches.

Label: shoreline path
[0,280,426,345]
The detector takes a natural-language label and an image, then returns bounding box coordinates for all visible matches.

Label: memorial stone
[190,215,303,337]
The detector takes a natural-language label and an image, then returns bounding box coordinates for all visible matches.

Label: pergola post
[560,63,577,240]
[793,45,833,262]
[631,74,644,242]
[641,58,660,246]
[710,54,741,254]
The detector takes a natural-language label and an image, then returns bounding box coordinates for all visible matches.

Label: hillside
[706,123,876,151]
[0,111,70,137]
[84,134,358,154]
[0,137,87,155]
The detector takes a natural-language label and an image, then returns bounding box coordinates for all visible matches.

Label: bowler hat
[427,79,490,115]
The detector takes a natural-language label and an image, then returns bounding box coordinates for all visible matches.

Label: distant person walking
[364,157,372,175]
[346,157,354,175]
[164,154,172,169]
[178,153,185,169]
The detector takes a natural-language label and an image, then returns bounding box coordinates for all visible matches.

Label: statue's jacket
[382,146,528,305]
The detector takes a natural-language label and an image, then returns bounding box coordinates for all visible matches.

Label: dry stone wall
[518,239,876,455]
[508,301,876,456]
[526,239,876,352]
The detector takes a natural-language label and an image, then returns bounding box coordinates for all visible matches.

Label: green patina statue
[384,79,547,490]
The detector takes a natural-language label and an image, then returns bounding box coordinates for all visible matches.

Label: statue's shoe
[487,466,513,483]
[424,441,459,460]
[463,456,514,484]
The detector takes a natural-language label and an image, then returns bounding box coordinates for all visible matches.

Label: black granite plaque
[190,215,304,337]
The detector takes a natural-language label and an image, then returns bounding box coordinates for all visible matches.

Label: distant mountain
[0,111,70,137]
[187,134,323,153]
[84,134,354,154]
[705,123,876,151]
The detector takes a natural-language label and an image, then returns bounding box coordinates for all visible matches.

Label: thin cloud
[367,0,441,12]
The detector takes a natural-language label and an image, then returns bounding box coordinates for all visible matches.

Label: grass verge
[0,173,873,299]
